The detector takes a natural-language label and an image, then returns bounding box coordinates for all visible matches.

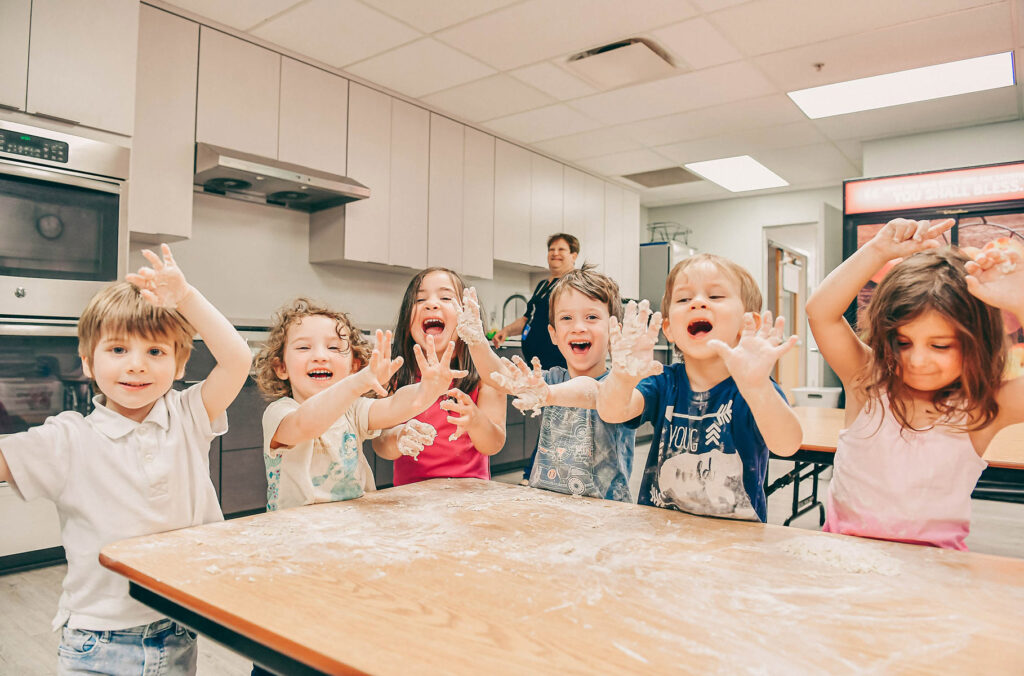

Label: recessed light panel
[684,155,788,192]
[788,52,1016,119]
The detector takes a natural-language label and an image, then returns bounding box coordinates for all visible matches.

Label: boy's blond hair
[548,263,623,323]
[78,281,195,368]
[660,253,762,317]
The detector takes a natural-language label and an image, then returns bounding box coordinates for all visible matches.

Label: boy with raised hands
[596,254,801,522]
[458,264,636,502]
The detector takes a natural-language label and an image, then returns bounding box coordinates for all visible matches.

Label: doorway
[765,239,808,402]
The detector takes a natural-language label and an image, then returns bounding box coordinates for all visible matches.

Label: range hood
[194,143,369,212]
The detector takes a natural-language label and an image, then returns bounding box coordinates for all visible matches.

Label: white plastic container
[792,386,842,408]
[0,377,63,417]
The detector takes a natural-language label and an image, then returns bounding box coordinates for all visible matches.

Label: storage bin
[0,377,63,417]
[791,386,842,408]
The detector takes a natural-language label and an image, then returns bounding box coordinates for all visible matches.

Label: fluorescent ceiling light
[788,52,1015,119]
[684,155,788,192]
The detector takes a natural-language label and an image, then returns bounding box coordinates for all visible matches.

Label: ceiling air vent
[565,38,677,89]
[622,167,702,188]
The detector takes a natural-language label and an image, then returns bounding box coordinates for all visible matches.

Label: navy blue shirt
[521,279,567,370]
[627,363,784,522]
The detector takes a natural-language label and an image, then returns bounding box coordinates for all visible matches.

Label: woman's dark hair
[388,267,480,395]
[860,247,1005,431]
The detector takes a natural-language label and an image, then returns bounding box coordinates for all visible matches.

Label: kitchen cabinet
[582,174,606,269]
[278,57,348,177]
[428,113,464,272]
[0,0,30,111]
[127,5,198,241]
[196,27,280,159]
[561,167,586,246]
[620,189,641,299]
[343,83,391,265]
[219,447,267,515]
[25,0,139,135]
[462,127,495,280]
[493,140,532,267]
[603,183,625,289]
[388,100,430,270]
[530,154,563,269]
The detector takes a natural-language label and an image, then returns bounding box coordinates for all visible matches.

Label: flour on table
[780,536,901,575]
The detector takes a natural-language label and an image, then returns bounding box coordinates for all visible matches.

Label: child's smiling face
[895,310,963,395]
[663,261,747,360]
[548,288,609,378]
[274,315,355,403]
[410,270,460,354]
[83,330,184,422]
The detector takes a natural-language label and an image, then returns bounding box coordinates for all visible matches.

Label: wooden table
[100,479,1024,675]
[768,408,1024,525]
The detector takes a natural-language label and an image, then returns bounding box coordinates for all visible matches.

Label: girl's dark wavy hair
[859,247,1005,432]
[388,267,480,395]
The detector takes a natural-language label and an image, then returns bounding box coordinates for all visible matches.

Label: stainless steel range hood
[194,143,369,212]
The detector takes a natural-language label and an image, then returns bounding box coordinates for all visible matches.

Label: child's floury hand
[456,287,487,347]
[397,420,436,461]
[439,388,481,441]
[965,239,1024,312]
[709,311,798,388]
[870,218,954,259]
[414,335,468,398]
[126,243,192,309]
[491,355,548,417]
[359,331,404,397]
[609,300,663,380]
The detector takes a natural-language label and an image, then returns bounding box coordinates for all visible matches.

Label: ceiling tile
[810,87,1020,141]
[709,0,998,57]
[638,180,731,207]
[345,39,495,97]
[655,136,753,164]
[532,127,643,160]
[651,17,743,70]
[575,148,677,176]
[435,0,699,70]
[569,61,777,125]
[753,4,1015,91]
[737,121,827,151]
[421,74,556,121]
[250,0,420,68]
[621,94,806,146]
[832,139,863,171]
[165,0,301,31]
[755,143,859,185]
[484,104,603,143]
[367,0,520,33]
[689,0,750,11]
[509,62,598,100]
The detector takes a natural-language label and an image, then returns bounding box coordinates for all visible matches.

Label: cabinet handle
[30,111,80,126]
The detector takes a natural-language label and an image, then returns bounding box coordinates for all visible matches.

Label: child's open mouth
[569,340,591,354]
[687,319,713,337]
[307,368,333,380]
[422,318,446,335]
[118,381,151,390]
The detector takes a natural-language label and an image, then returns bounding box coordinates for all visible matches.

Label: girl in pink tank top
[806,218,1024,550]
[372,267,508,484]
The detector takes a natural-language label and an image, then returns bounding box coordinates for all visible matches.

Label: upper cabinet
[620,190,640,300]
[462,127,495,280]
[582,174,606,269]
[128,5,199,241]
[278,57,348,176]
[530,154,563,269]
[0,0,30,112]
[20,0,140,135]
[493,140,532,268]
[343,84,391,265]
[388,100,429,270]
[603,183,624,289]
[196,28,280,158]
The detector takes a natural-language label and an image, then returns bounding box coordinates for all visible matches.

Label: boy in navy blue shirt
[596,254,801,521]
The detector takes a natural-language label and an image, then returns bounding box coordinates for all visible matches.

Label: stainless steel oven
[0,120,129,319]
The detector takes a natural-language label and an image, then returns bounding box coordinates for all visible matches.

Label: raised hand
[357,332,403,398]
[869,218,954,260]
[965,239,1024,312]
[414,334,468,398]
[708,311,798,388]
[396,420,436,460]
[439,388,481,441]
[609,299,663,379]
[456,287,488,347]
[491,355,548,417]
[125,243,192,308]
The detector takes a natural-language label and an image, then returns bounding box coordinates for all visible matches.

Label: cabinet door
[462,127,495,280]
[27,0,139,135]
[388,100,429,270]
[278,58,348,176]
[345,83,391,265]
[582,174,605,269]
[427,114,464,272]
[219,447,268,515]
[221,380,267,452]
[128,6,198,241]
[196,27,280,158]
[493,140,531,266]
[620,190,641,300]
[603,182,624,284]
[561,167,586,246]
[530,154,563,269]
[0,0,30,111]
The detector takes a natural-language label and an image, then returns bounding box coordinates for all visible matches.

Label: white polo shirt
[2,383,226,631]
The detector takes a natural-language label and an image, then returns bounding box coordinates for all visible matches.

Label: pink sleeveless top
[823,395,987,551]
[392,385,490,486]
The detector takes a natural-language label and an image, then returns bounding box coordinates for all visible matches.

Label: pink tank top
[823,394,987,551]
[392,385,490,486]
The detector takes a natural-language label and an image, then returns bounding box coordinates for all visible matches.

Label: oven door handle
[0,157,122,194]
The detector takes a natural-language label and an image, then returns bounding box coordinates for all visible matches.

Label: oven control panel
[0,129,68,163]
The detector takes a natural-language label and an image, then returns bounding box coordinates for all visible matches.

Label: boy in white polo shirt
[0,244,252,676]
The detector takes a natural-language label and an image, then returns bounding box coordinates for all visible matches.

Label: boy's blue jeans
[58,618,198,675]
